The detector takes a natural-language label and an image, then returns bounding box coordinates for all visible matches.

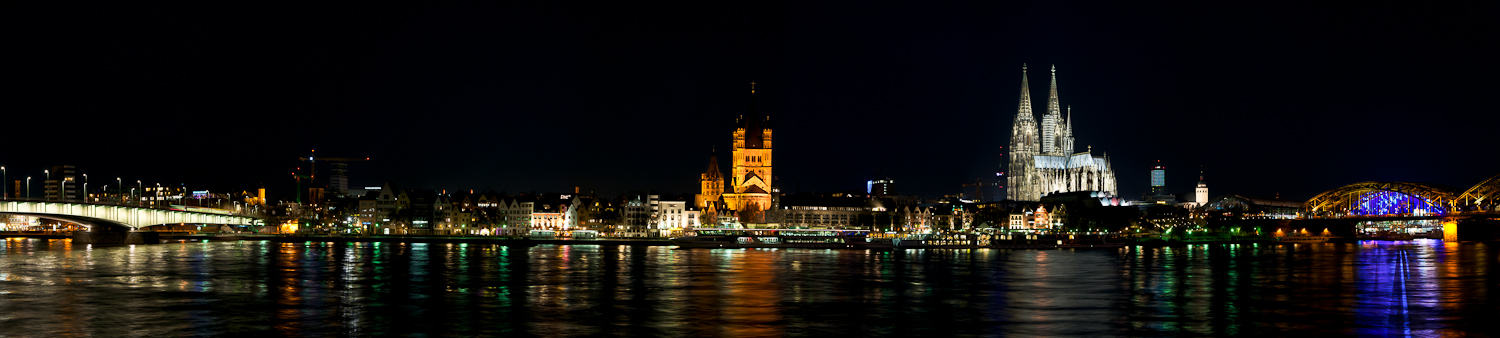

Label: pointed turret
[1065,106,1073,134]
[704,154,721,180]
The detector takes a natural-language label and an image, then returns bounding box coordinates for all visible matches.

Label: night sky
[4,2,1497,203]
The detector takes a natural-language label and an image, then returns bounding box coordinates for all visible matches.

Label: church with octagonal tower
[698,82,776,224]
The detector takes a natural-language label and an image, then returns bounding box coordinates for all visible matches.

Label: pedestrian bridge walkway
[0,200,262,230]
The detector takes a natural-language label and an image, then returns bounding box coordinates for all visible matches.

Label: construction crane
[961,177,1003,202]
[292,167,311,204]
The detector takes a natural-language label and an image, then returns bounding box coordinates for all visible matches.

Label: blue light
[1353,191,1444,216]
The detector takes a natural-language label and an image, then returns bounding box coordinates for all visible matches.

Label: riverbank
[160,234,676,246]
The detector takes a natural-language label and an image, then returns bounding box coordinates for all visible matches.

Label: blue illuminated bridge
[1305,173,1500,217]
[0,200,262,230]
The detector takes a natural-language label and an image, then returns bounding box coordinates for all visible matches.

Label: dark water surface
[2,239,1497,337]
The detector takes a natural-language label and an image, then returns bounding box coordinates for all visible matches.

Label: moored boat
[671,228,891,249]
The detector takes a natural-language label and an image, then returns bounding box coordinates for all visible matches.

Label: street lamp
[83,174,88,203]
[27,177,32,199]
[136,180,142,207]
[43,170,49,200]
[117,177,122,204]
[2,166,6,200]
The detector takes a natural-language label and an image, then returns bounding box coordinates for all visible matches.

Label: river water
[1,238,1496,337]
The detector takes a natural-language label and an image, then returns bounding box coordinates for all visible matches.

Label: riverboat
[671,228,892,249]
[891,233,986,249]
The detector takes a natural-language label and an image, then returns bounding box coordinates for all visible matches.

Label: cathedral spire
[1065,105,1073,133]
[1047,65,1062,118]
[1016,64,1034,121]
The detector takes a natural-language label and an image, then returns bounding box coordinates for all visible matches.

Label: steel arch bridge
[1459,173,1500,211]
[1304,181,1460,216]
[0,200,261,230]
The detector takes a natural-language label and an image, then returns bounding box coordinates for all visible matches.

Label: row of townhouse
[342,183,700,236]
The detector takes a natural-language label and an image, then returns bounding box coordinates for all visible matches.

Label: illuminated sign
[192,191,209,199]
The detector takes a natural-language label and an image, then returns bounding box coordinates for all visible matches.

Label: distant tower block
[1150,161,1166,195]
[329,163,349,195]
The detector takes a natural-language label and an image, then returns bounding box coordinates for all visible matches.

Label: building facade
[43,165,80,202]
[1006,65,1117,201]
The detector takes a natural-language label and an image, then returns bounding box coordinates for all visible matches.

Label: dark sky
[4,2,1497,202]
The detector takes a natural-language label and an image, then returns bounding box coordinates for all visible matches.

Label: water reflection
[1,240,1499,336]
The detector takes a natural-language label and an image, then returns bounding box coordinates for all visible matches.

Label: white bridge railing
[0,201,262,228]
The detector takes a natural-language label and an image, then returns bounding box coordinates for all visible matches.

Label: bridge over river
[1294,175,1500,241]
[1,200,262,244]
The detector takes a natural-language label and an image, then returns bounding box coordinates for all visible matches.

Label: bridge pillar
[73,230,160,245]
[1443,217,1500,242]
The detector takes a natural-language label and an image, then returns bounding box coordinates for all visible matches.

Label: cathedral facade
[1006,65,1117,201]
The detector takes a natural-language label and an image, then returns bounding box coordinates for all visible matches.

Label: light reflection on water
[1,238,1498,336]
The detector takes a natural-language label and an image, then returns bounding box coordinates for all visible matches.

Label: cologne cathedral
[1006,65,1117,201]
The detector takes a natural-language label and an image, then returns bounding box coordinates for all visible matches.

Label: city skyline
[4,2,1497,202]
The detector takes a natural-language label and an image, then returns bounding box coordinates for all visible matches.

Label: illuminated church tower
[721,82,774,223]
[1007,64,1041,201]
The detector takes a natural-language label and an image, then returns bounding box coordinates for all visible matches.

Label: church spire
[1016,64,1034,121]
[1065,105,1073,133]
[1047,65,1062,118]
[704,153,721,179]
[743,81,766,148]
